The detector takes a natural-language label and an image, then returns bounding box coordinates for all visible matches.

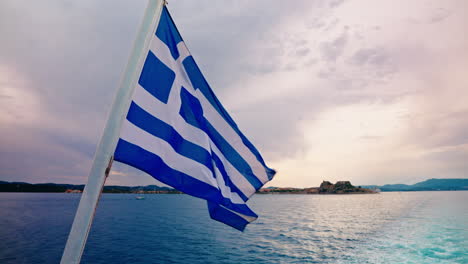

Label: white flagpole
[61,1,165,263]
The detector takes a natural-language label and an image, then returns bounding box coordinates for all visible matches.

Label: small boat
[135,196,145,200]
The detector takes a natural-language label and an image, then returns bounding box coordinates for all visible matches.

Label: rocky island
[258,181,376,194]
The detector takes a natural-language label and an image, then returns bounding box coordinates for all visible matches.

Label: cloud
[0,0,467,187]
[320,28,349,61]
[109,170,127,177]
[0,124,91,183]
[0,66,43,125]
[350,47,389,67]
[427,8,452,24]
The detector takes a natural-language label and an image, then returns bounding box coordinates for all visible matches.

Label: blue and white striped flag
[114,6,276,231]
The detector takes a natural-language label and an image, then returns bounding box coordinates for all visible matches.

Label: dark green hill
[364,178,468,192]
[411,178,468,190]
[0,181,175,193]
[379,184,412,191]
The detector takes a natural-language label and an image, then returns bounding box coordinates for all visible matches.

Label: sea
[0,191,466,264]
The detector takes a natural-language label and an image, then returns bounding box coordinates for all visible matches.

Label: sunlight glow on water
[0,192,466,263]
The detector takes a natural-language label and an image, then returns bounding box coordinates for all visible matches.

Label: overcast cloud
[1,0,467,187]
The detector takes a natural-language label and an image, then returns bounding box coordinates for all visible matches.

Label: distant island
[0,178,466,194]
[258,181,376,194]
[361,178,468,192]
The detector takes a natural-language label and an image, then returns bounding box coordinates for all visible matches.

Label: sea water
[0,191,466,263]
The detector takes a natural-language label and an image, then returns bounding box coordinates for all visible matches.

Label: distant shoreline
[1,178,466,193]
[0,190,466,195]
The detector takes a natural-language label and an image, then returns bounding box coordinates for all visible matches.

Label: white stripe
[194,89,269,184]
[121,116,248,205]
[149,36,175,70]
[209,140,256,198]
[120,113,248,205]
[132,85,256,197]
[213,165,244,204]
[120,120,218,188]
[218,204,257,223]
[149,37,269,184]
[176,42,190,62]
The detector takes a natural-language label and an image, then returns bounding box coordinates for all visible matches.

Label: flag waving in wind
[113,6,276,231]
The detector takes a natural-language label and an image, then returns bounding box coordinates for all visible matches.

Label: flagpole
[60,1,165,263]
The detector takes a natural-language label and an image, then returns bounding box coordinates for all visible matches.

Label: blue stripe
[211,151,248,202]
[156,6,183,60]
[126,101,212,171]
[114,139,257,219]
[179,87,264,190]
[126,101,251,203]
[218,197,257,219]
[182,56,276,180]
[114,139,220,201]
[207,201,252,231]
[138,51,175,104]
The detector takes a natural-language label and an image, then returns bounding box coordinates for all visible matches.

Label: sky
[0,0,467,187]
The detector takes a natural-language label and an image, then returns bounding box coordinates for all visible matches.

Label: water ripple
[0,192,466,263]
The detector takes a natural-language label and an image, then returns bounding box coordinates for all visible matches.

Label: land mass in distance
[0,178,466,194]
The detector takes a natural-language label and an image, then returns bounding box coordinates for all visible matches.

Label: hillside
[363,178,468,192]
[0,181,178,193]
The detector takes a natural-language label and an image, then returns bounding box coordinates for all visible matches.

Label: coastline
[1,178,466,193]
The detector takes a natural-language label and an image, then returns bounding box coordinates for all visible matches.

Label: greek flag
[113,6,276,231]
